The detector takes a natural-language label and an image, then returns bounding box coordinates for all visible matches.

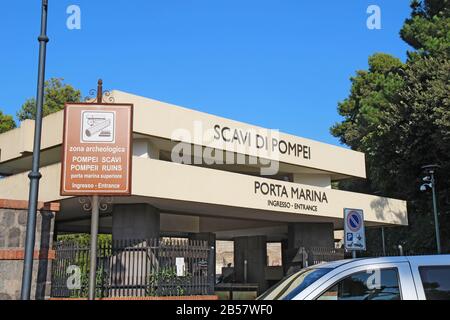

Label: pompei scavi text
[214,124,311,160]
[254,181,328,203]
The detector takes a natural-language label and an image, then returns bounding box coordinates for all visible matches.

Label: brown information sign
[61,103,133,196]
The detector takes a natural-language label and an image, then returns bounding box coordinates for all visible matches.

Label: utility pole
[381,227,386,256]
[421,164,441,254]
[21,0,49,300]
[429,169,441,254]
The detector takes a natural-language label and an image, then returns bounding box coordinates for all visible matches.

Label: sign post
[89,194,99,300]
[60,80,133,300]
[344,208,366,258]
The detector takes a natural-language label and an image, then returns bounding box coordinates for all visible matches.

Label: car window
[419,266,450,300]
[258,267,333,300]
[317,268,401,300]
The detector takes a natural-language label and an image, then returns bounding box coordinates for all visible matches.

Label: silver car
[259,255,450,300]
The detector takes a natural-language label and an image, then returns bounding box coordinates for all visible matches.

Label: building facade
[0,91,408,297]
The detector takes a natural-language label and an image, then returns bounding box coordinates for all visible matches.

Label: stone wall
[0,200,59,300]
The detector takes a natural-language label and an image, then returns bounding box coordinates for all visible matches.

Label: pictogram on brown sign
[61,103,133,196]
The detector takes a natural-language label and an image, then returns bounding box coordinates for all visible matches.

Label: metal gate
[51,238,213,298]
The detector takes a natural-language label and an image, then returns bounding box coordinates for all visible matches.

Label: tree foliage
[0,110,16,134]
[331,54,405,192]
[400,0,450,56]
[17,78,81,121]
[332,1,450,253]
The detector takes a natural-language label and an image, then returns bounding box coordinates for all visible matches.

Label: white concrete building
[0,90,408,294]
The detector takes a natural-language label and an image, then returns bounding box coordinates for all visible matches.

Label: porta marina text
[254,181,328,203]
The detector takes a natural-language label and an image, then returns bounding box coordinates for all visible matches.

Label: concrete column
[283,222,334,274]
[111,204,160,297]
[234,236,268,293]
[112,204,160,241]
[288,222,334,249]
[281,239,290,275]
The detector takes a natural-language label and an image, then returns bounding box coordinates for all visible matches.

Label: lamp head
[421,164,441,174]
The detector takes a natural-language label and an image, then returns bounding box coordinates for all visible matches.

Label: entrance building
[0,91,408,297]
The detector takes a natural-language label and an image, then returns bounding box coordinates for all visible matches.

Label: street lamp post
[20,0,49,300]
[420,164,441,254]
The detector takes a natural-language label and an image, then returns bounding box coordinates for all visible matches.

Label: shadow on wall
[370,197,408,225]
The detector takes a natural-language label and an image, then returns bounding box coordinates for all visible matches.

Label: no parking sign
[344,209,366,251]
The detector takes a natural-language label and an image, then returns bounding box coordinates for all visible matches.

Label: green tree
[400,0,450,56]
[17,78,81,121]
[331,53,405,193]
[332,0,450,253]
[373,54,449,253]
[0,110,16,133]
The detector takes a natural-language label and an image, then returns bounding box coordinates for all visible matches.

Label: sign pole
[21,0,49,300]
[88,80,103,301]
[88,195,99,300]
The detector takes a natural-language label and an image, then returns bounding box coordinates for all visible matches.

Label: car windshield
[258,267,333,300]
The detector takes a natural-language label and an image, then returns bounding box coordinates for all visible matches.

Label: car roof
[312,259,355,269]
[312,254,450,270]
[406,254,450,264]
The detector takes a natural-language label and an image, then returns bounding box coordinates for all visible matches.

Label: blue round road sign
[347,211,362,232]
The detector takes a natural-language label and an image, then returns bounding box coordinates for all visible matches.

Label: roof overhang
[0,90,366,179]
[0,157,407,227]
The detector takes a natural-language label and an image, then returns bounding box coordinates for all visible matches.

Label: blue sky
[0,0,412,146]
